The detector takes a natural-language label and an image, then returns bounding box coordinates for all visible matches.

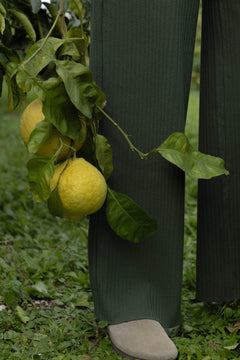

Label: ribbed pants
[88,0,240,331]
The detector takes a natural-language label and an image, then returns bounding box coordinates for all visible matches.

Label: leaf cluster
[0,0,91,102]
[1,2,159,244]
[0,0,229,245]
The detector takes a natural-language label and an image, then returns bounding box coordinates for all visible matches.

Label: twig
[90,311,101,338]
[96,106,185,161]
[84,312,103,352]
[62,37,85,41]
[21,13,60,68]
[0,236,19,245]
[89,337,102,352]
[60,0,67,37]
[96,105,146,159]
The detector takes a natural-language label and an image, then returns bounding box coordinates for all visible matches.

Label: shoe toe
[108,319,178,360]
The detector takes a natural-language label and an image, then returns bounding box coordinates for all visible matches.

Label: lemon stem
[54,138,64,162]
[67,139,76,159]
[65,143,77,153]
[56,155,72,188]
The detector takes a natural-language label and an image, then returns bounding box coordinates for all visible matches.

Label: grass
[0,88,240,359]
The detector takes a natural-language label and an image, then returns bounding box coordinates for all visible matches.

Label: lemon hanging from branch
[49,158,107,220]
[20,98,87,161]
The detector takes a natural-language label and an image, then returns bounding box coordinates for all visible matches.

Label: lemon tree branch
[60,0,67,37]
[96,105,146,159]
[21,14,60,68]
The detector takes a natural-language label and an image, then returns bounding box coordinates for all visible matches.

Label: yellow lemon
[50,158,107,220]
[20,98,87,160]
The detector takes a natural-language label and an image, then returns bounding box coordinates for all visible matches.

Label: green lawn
[0,89,240,359]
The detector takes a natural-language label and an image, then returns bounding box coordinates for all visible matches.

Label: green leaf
[15,305,30,324]
[55,60,105,119]
[6,61,18,80]
[47,185,64,218]
[16,67,34,92]
[64,27,87,61]
[8,9,36,42]
[0,13,5,35]
[1,19,12,47]
[5,62,24,111]
[3,330,19,340]
[31,281,49,296]
[0,3,7,17]
[5,75,15,111]
[21,37,64,78]
[224,344,239,351]
[75,292,92,309]
[156,132,229,179]
[39,77,83,142]
[93,81,107,109]
[3,289,20,309]
[0,65,3,96]
[0,52,7,68]
[27,120,54,154]
[95,134,113,180]
[27,156,55,202]
[33,333,48,341]
[57,41,81,60]
[0,44,21,64]
[106,187,158,243]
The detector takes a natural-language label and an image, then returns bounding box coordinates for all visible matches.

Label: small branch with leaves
[0,0,229,243]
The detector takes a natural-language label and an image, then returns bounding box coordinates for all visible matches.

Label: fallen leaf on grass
[15,305,30,324]
[224,343,239,350]
[75,292,92,309]
[226,321,240,333]
[26,281,49,297]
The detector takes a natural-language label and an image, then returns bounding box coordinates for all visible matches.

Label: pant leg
[89,0,200,331]
[197,0,240,302]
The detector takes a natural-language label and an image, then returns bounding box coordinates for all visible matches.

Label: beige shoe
[108,319,178,360]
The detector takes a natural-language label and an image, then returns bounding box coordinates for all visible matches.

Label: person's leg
[89,0,199,333]
[197,0,240,302]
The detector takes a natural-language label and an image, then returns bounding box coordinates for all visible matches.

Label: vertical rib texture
[197,0,240,301]
[89,0,199,330]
